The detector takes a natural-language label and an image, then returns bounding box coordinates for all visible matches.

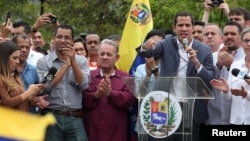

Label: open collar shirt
[36,51,90,110]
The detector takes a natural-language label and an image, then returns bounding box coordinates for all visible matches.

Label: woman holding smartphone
[0,41,45,112]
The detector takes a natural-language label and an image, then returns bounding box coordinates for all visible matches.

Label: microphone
[41,67,57,83]
[232,68,250,79]
[182,38,190,58]
[183,38,188,49]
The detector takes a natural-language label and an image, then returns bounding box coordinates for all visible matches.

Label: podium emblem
[140,91,182,138]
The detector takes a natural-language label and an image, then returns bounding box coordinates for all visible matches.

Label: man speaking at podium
[137,11,215,141]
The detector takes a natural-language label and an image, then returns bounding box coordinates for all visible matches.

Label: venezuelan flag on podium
[116,0,153,76]
[0,106,55,141]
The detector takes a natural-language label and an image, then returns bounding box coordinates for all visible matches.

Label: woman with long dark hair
[0,40,44,112]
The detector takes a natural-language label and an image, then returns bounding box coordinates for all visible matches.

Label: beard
[227,45,238,52]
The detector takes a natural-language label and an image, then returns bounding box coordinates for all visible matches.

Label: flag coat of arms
[151,100,168,125]
[116,0,153,74]
[140,91,182,138]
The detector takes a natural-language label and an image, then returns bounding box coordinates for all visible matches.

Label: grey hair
[240,27,250,40]
[100,39,119,54]
[203,23,223,36]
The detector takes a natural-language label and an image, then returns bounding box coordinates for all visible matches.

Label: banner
[0,106,55,141]
[116,0,153,75]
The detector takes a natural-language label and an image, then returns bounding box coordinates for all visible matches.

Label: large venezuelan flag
[116,0,153,75]
[0,106,55,141]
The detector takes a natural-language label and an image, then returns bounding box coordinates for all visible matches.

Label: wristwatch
[151,67,159,74]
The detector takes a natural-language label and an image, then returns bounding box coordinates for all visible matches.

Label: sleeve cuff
[196,65,202,73]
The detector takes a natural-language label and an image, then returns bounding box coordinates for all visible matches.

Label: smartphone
[5,11,11,26]
[48,15,57,24]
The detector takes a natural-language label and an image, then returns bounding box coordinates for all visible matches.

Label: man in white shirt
[210,21,245,125]
[211,27,250,125]
[27,49,44,67]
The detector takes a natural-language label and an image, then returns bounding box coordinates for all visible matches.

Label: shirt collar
[176,38,194,49]
[100,69,116,77]
[51,51,61,62]
[92,68,125,79]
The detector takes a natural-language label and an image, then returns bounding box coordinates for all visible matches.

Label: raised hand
[142,38,156,50]
[63,44,75,61]
[211,78,229,93]
[217,46,235,68]
[95,77,111,98]
[218,0,230,16]
[231,86,247,98]
[145,57,156,76]
[0,19,12,39]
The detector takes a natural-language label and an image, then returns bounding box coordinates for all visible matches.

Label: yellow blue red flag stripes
[0,106,55,141]
[116,0,153,74]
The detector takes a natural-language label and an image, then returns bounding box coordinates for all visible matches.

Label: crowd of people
[0,0,250,141]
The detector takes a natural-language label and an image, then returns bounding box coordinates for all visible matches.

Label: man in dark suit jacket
[136,11,215,141]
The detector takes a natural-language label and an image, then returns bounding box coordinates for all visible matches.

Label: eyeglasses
[75,48,84,52]
[242,39,250,44]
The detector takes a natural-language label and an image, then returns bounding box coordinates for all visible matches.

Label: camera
[48,15,57,24]
[209,0,224,7]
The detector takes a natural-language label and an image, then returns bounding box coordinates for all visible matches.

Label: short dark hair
[194,20,205,27]
[13,21,31,35]
[54,24,74,39]
[85,33,101,42]
[11,33,29,44]
[79,32,88,40]
[223,21,242,34]
[145,29,167,41]
[229,7,250,21]
[74,36,84,43]
[174,11,194,26]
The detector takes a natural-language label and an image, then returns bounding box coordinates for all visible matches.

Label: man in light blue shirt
[37,24,90,141]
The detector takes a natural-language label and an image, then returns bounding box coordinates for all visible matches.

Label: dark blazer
[136,35,215,124]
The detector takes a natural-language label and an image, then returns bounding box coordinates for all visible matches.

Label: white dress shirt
[206,45,245,125]
[170,39,203,101]
[27,49,44,67]
[223,57,250,125]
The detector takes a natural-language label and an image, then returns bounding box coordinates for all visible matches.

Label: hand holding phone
[5,11,11,26]
[48,15,57,24]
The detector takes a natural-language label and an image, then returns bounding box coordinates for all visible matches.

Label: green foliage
[0,0,250,43]
[168,103,177,126]
[143,99,150,123]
